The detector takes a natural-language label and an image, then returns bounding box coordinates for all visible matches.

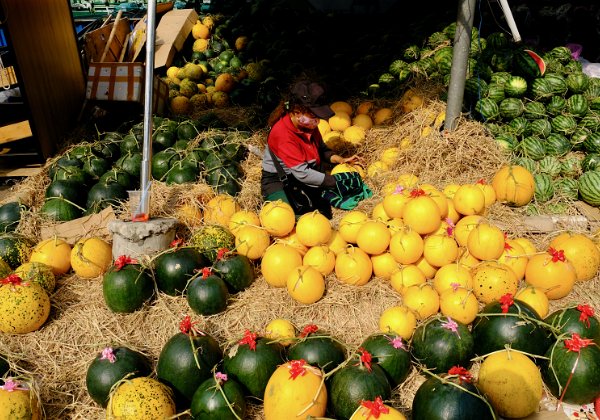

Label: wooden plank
[0,165,42,178]
[0,120,33,144]
[84,17,131,64]
[2,0,86,159]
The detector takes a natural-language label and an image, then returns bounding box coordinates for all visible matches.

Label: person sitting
[261,80,361,218]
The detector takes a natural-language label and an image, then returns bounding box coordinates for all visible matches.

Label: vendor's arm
[317,134,362,165]
[289,162,336,188]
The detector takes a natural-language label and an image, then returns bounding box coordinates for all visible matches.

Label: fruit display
[1,3,600,419]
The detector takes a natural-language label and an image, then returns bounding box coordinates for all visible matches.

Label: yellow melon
[329,112,352,131]
[330,101,353,115]
[352,114,373,130]
[373,108,393,125]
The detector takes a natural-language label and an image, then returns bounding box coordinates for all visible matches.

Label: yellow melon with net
[166,66,179,79]
[373,108,393,125]
[71,237,113,279]
[380,147,401,166]
[343,126,366,145]
[329,112,351,132]
[330,101,353,115]
[367,161,389,178]
[352,114,373,130]
[192,21,210,39]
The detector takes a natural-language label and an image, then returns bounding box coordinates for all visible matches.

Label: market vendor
[261,80,363,218]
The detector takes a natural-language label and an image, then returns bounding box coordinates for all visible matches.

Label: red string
[548,247,566,262]
[358,348,372,372]
[409,188,426,198]
[577,304,595,329]
[216,248,230,261]
[299,324,318,338]
[239,330,258,351]
[359,396,389,419]
[499,293,514,313]
[0,274,24,286]
[169,238,184,248]
[201,267,212,279]
[288,359,307,380]
[114,255,138,271]
[448,366,473,383]
[179,315,202,336]
[564,333,593,353]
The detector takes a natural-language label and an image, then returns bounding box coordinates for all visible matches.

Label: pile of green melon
[376,22,600,210]
[41,116,250,222]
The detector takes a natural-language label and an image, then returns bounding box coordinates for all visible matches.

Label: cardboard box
[41,206,116,245]
[154,8,198,69]
[86,62,169,115]
[83,18,131,65]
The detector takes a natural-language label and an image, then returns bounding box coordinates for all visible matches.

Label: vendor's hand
[342,154,362,165]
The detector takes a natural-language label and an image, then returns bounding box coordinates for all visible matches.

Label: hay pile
[0,93,599,419]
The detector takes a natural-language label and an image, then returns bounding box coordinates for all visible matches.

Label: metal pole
[444,0,477,132]
[140,0,157,218]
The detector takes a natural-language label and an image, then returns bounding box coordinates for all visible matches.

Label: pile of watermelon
[41,116,250,222]
[374,22,600,209]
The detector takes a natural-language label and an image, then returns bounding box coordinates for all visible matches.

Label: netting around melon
[1,95,599,419]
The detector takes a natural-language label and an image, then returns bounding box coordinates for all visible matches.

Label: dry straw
[0,93,599,419]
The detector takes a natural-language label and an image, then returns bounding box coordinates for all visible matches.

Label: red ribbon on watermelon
[548,247,566,263]
[577,304,595,328]
[239,330,258,351]
[448,366,473,384]
[357,348,372,372]
[299,324,319,338]
[215,372,228,383]
[169,237,184,248]
[499,293,514,313]
[0,274,27,286]
[441,317,461,338]
[359,396,389,419]
[216,248,230,261]
[409,188,426,198]
[201,267,212,279]
[179,315,204,336]
[100,347,116,363]
[288,359,308,380]
[114,255,138,271]
[564,333,593,353]
[387,336,405,350]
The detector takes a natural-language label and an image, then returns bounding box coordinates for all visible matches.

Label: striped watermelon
[545,133,572,156]
[486,83,506,103]
[490,49,514,72]
[490,71,512,86]
[428,32,450,48]
[538,156,561,177]
[529,119,552,138]
[544,73,568,96]
[520,136,546,160]
[583,132,600,154]
[560,157,582,177]
[534,173,554,202]
[475,98,500,121]
[434,47,453,74]
[389,59,409,77]
[585,84,600,101]
[582,154,600,172]
[513,156,537,174]
[465,78,488,100]
[523,101,547,119]
[543,57,565,75]
[590,98,600,112]
[546,96,567,116]
[504,76,528,98]
[566,94,589,117]
[570,127,592,147]
[513,49,542,79]
[555,177,579,200]
[509,117,531,137]
[531,78,554,101]
[472,61,493,81]
[499,98,525,119]
[578,171,600,206]
[484,123,504,137]
[551,115,578,136]
[566,73,590,94]
[470,38,487,56]
[547,46,573,64]
[495,133,518,152]
[579,113,600,131]
[487,32,509,49]
[403,45,421,62]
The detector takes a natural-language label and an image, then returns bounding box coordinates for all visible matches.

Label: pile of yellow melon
[196,164,600,346]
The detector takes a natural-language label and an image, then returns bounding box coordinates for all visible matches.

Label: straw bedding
[0,87,599,419]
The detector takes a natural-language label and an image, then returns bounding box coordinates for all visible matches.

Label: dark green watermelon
[82,156,110,180]
[40,198,83,222]
[157,330,223,404]
[412,370,494,420]
[45,180,84,205]
[223,335,285,398]
[85,346,151,407]
[102,262,154,313]
[542,334,600,405]
[287,333,346,374]
[0,202,25,233]
[328,351,392,420]
[359,333,411,386]
[411,317,474,372]
[545,305,600,342]
[151,149,178,181]
[187,271,229,316]
[154,247,207,296]
[86,182,128,214]
[212,251,255,293]
[472,299,552,357]
[190,375,247,420]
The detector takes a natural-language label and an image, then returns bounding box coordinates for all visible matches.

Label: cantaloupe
[329,112,352,131]
[374,108,393,125]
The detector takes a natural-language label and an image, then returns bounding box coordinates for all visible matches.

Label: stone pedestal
[108,218,178,261]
